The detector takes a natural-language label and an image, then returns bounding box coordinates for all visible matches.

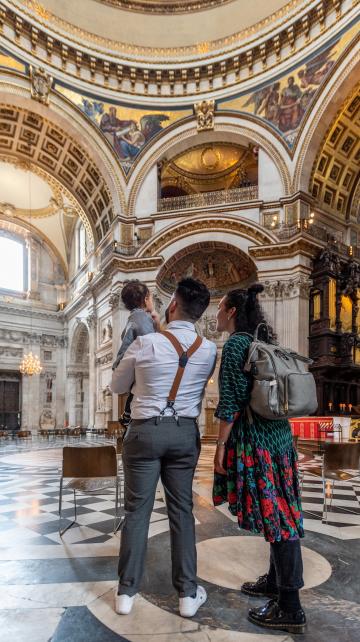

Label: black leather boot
[241,574,278,599]
[248,599,306,634]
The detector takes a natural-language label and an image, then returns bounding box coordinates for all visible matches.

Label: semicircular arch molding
[293,42,360,193]
[0,79,127,241]
[127,115,292,216]
[69,321,90,366]
[0,212,68,279]
[138,214,277,260]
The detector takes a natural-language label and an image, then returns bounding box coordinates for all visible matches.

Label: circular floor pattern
[197,536,332,591]
[0,448,63,467]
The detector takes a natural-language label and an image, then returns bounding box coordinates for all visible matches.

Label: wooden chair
[302,442,360,521]
[17,430,32,439]
[106,422,124,440]
[59,445,121,536]
[0,430,9,439]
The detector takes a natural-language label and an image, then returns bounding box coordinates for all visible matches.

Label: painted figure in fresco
[100,107,135,157]
[263,82,280,124]
[116,122,146,160]
[81,99,104,121]
[140,114,170,141]
[278,77,303,133]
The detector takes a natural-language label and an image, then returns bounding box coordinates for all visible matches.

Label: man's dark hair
[121,280,149,311]
[175,278,210,322]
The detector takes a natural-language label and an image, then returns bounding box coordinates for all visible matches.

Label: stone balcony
[157,185,259,212]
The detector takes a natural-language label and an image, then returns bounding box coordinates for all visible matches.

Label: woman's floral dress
[213,333,304,543]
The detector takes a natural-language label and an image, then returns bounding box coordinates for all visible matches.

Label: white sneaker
[115,590,136,615]
[179,585,207,618]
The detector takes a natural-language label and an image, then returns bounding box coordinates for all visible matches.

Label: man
[111,278,217,618]
[100,106,134,158]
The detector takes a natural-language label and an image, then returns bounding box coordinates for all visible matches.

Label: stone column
[66,373,78,426]
[55,338,67,428]
[259,275,312,355]
[86,310,97,429]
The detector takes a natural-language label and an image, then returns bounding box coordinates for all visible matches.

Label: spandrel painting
[220,21,359,147]
[55,84,191,174]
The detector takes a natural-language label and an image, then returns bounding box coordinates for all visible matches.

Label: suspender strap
[160,331,203,414]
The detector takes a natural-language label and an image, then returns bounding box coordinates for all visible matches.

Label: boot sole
[248,613,306,634]
[241,587,278,599]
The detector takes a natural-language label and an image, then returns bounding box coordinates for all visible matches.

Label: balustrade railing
[158,185,258,212]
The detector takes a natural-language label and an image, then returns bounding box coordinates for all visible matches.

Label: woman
[213,284,306,635]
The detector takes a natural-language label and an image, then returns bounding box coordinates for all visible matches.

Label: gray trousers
[118,416,201,598]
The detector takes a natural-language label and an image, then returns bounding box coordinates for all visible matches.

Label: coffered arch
[0,102,116,243]
[293,42,360,194]
[309,86,360,221]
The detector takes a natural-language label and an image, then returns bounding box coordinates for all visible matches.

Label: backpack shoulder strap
[160,331,203,412]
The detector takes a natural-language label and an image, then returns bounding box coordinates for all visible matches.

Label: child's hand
[151,311,161,331]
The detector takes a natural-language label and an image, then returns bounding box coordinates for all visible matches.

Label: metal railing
[158,185,258,212]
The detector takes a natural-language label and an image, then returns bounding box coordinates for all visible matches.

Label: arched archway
[68,322,89,428]
[128,114,292,216]
[0,79,127,240]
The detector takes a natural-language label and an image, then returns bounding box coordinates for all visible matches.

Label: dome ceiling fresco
[16,0,305,57]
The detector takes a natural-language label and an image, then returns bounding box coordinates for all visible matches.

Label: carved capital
[86,312,97,329]
[109,292,121,310]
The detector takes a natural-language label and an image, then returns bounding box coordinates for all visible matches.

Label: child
[112,280,159,428]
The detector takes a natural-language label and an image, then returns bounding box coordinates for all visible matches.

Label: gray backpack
[243,323,318,420]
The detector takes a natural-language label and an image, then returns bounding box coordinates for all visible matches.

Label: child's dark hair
[225,283,274,341]
[121,280,149,311]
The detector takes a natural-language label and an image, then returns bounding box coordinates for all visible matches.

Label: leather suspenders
[160,330,203,418]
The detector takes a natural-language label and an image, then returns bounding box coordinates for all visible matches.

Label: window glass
[0,236,24,291]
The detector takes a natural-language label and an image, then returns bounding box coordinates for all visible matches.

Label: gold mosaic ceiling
[311,87,360,221]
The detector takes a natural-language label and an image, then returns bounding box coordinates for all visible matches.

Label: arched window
[0,234,27,292]
[77,223,88,267]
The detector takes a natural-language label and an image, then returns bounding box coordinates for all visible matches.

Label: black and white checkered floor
[0,437,359,642]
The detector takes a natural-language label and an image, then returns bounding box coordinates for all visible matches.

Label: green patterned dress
[213,333,304,543]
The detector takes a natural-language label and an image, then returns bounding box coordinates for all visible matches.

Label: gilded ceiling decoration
[94,0,233,13]
[56,84,192,176]
[310,86,360,220]
[17,0,305,58]
[160,143,258,195]
[0,105,113,242]
[157,242,256,296]
[219,23,360,148]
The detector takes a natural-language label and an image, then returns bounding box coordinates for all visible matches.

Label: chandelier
[20,352,43,376]
[18,165,43,377]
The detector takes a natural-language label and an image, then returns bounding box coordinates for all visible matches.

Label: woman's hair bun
[247,283,264,296]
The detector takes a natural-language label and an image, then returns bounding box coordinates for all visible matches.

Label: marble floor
[0,436,359,642]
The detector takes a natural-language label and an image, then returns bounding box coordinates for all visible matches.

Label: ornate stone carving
[142,218,273,258]
[109,292,121,309]
[261,275,312,299]
[96,352,113,366]
[195,100,215,132]
[86,312,97,329]
[30,65,53,105]
[0,347,23,357]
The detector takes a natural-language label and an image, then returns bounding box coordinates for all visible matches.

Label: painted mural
[55,84,192,174]
[219,20,359,147]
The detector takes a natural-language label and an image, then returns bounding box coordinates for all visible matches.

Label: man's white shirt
[111,320,217,419]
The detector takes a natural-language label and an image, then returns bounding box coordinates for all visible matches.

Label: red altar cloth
[289,417,333,439]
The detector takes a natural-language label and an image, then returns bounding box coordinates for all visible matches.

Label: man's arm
[110,337,142,394]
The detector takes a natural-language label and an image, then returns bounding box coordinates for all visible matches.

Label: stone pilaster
[259,274,312,355]
[86,309,97,429]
